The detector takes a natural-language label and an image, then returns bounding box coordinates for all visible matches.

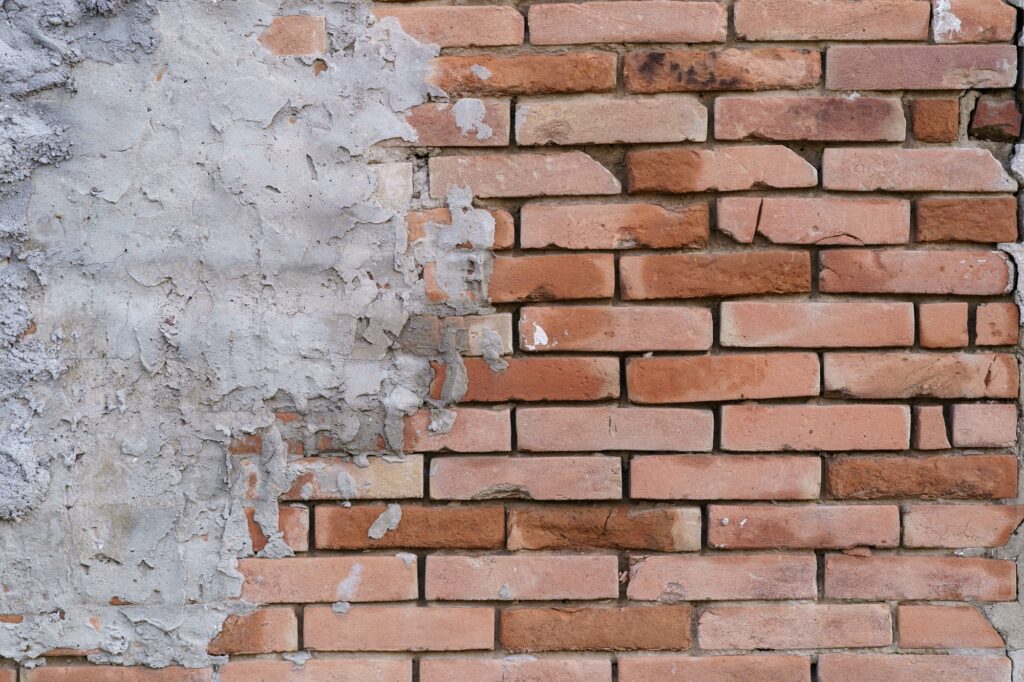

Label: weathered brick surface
[507,505,701,551]
[721,301,914,347]
[820,250,1012,295]
[621,251,812,299]
[374,7,523,48]
[517,406,714,451]
[628,554,817,601]
[721,404,910,451]
[698,604,892,650]
[420,658,611,682]
[898,605,1004,648]
[911,98,960,142]
[627,353,820,403]
[529,2,726,45]
[627,146,817,193]
[824,148,1016,192]
[715,96,905,141]
[916,196,1017,242]
[829,455,1018,500]
[520,305,712,351]
[618,655,811,681]
[824,554,1016,601]
[717,196,910,245]
[429,53,617,96]
[430,456,622,500]
[631,455,821,500]
[463,356,619,402]
[520,202,708,250]
[500,606,693,651]
[304,605,495,651]
[425,555,619,600]
[817,655,1011,682]
[904,505,1024,548]
[707,504,900,549]
[826,45,1017,90]
[516,95,707,145]
[734,0,930,40]
[625,48,821,93]
[315,503,505,549]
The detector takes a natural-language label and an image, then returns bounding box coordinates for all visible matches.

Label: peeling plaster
[0,0,491,668]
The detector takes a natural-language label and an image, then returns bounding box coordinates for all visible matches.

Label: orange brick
[208,607,297,655]
[245,504,309,553]
[825,554,1016,601]
[911,98,960,142]
[629,554,817,601]
[315,503,505,550]
[951,403,1017,447]
[519,305,712,352]
[824,352,1018,399]
[430,456,622,501]
[630,455,821,501]
[734,0,930,40]
[425,555,619,600]
[529,1,726,44]
[517,95,707,145]
[404,407,511,452]
[823,148,1015,192]
[507,505,701,551]
[283,456,423,501]
[218,660,410,682]
[625,48,821,93]
[421,658,611,682]
[913,405,951,450]
[977,302,1020,345]
[428,53,616,96]
[829,455,1018,500]
[618,655,811,681]
[818,654,1011,682]
[826,45,1017,90]
[429,152,619,198]
[517,406,714,452]
[520,202,708,250]
[627,146,817,193]
[722,404,910,452]
[715,95,905,141]
[401,100,510,147]
[500,606,692,652]
[491,254,615,302]
[463,356,619,402]
[374,7,523,47]
[717,196,910,245]
[933,0,1017,43]
[621,251,811,300]
[258,15,326,56]
[905,504,1024,548]
[820,250,1012,295]
[898,605,1003,648]
[238,556,417,603]
[709,504,899,550]
[304,605,494,651]
[721,301,914,348]
[919,302,968,348]
[23,669,211,682]
[627,353,820,403]
[917,196,1017,242]
[698,604,892,650]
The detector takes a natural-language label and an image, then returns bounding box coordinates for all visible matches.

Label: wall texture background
[2,0,1024,679]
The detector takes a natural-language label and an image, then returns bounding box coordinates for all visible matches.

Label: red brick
[952,403,1017,447]
[698,604,892,650]
[517,406,714,452]
[917,196,1017,243]
[500,606,692,652]
[401,100,510,147]
[722,404,910,452]
[824,352,1018,399]
[245,504,308,553]
[716,96,905,141]
[734,0,930,40]
[899,605,1004,648]
[820,250,1012,295]
[631,455,821,501]
[919,302,968,348]
[258,15,326,56]
[420,658,611,682]
[374,7,523,47]
[23,669,211,682]
[818,654,1011,682]
[625,48,821,93]
[717,197,910,245]
[519,305,712,352]
[491,254,615,302]
[627,353,820,403]
[708,504,900,550]
[618,655,811,682]
[314,503,505,550]
[913,405,951,450]
[829,455,1018,500]
[507,505,701,551]
[824,148,1016,192]
[520,202,708,250]
[904,504,1024,547]
[978,302,1020,345]
[304,605,494,651]
[426,555,619,601]
[429,152,619,198]
[404,407,511,452]
[721,301,915,348]
[516,95,707,145]
[428,53,616,96]
[218,660,410,682]
[430,456,622,500]
[971,97,1022,141]
[629,554,817,601]
[464,356,619,402]
[208,607,297,655]
[911,98,960,142]
[627,146,817,193]
[826,45,1017,90]
[283,456,423,501]
[825,554,1016,601]
[239,556,416,603]
[933,0,1017,43]
[621,251,812,300]
[529,1,726,44]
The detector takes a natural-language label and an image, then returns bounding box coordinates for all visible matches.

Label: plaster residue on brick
[0,0,488,668]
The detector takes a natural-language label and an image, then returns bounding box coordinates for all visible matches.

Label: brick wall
[24,0,1024,680]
